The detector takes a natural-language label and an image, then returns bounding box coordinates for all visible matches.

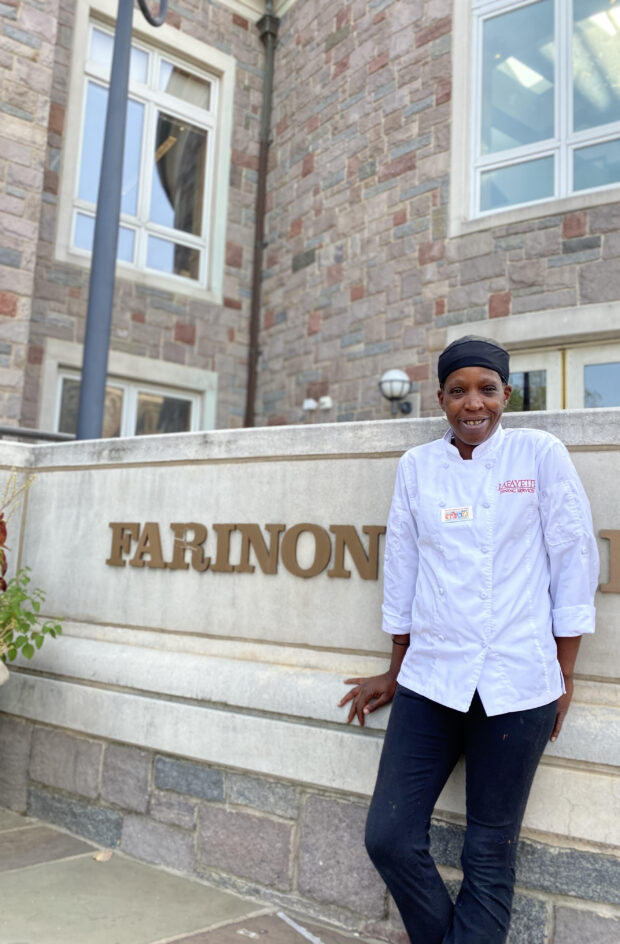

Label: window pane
[573,0,620,132]
[58,378,124,438]
[584,362,620,407]
[480,155,554,211]
[147,236,200,280]
[506,370,547,412]
[89,28,148,84]
[160,61,211,109]
[150,114,206,235]
[78,82,144,216]
[74,213,135,262]
[574,137,620,190]
[135,392,192,435]
[481,0,554,155]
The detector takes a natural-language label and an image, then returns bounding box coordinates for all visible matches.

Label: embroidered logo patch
[498,479,536,494]
[441,505,473,522]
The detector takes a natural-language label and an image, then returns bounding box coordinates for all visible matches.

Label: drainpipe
[244,1,280,427]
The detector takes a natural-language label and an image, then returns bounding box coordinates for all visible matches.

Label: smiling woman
[340,335,600,944]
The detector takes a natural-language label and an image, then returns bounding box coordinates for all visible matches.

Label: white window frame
[55,369,203,438]
[56,0,235,302]
[73,22,218,288]
[444,301,620,409]
[39,339,217,435]
[566,341,620,409]
[450,0,620,236]
[507,350,563,411]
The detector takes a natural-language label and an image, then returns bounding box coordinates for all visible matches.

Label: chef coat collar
[443,423,505,461]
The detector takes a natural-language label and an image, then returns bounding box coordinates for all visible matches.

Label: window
[56,1,234,299]
[505,350,562,412]
[472,0,620,216]
[72,22,216,285]
[38,340,217,436]
[565,343,620,408]
[56,372,200,438]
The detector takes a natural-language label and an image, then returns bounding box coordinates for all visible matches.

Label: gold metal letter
[129,522,166,569]
[235,524,286,574]
[600,530,620,593]
[106,522,140,567]
[328,525,386,580]
[167,523,210,572]
[280,523,331,578]
[211,524,237,573]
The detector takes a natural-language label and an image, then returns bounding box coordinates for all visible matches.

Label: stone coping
[1,409,619,471]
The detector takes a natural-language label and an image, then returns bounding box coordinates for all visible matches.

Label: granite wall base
[1,713,618,944]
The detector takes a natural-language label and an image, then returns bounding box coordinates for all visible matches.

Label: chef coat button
[438,587,444,595]
[485,462,492,470]
[483,501,490,509]
[581,547,588,555]
[439,500,446,508]
[443,463,449,469]
[481,545,488,553]
[480,591,487,599]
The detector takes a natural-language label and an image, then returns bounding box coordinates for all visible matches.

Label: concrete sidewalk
[0,808,382,944]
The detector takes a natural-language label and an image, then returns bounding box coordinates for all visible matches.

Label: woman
[340,336,599,944]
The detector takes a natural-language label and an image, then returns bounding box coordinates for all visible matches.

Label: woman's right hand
[338,673,398,726]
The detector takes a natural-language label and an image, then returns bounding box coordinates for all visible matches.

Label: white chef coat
[382,424,599,715]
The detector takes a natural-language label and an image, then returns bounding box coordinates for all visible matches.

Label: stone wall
[257,0,620,424]
[1,716,619,944]
[0,413,618,943]
[0,0,60,427]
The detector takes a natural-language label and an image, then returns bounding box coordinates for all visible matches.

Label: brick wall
[12,0,265,431]
[1,714,618,944]
[257,0,620,425]
[0,0,60,427]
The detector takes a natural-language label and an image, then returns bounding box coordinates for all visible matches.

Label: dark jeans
[365,687,557,944]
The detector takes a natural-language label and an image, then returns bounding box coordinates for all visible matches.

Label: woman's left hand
[550,676,573,741]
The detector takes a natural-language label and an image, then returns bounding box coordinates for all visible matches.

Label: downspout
[244,1,280,427]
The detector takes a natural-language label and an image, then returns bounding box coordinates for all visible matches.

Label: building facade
[1,0,619,436]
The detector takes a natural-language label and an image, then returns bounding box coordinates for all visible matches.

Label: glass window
[481,0,554,156]
[58,378,124,438]
[150,115,207,235]
[480,156,554,211]
[136,392,192,434]
[506,369,547,412]
[583,362,620,407]
[72,21,217,287]
[57,374,197,437]
[473,0,620,215]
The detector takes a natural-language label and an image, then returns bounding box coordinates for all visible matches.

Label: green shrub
[0,567,62,664]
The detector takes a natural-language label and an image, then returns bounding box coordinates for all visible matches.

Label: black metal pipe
[244,4,280,428]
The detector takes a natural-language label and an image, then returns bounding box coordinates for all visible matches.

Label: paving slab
[0,823,95,871]
[169,912,372,944]
[0,853,257,944]
[0,808,33,831]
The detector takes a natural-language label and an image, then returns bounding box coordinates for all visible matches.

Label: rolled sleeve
[538,442,599,637]
[381,456,419,635]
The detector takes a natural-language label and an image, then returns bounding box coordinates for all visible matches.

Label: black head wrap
[438,335,510,386]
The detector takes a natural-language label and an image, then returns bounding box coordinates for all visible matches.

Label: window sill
[55,245,223,304]
[449,186,620,239]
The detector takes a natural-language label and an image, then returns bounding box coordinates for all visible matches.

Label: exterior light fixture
[379,369,413,416]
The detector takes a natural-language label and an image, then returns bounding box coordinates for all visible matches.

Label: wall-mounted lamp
[379,369,413,416]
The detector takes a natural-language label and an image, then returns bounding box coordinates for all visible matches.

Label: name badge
[441,505,473,523]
